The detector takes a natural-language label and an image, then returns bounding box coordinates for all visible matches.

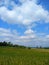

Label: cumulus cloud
[20,29,36,39]
[0,28,19,42]
[24,29,34,34]
[0,27,49,47]
[0,0,49,47]
[0,0,49,25]
[18,29,49,47]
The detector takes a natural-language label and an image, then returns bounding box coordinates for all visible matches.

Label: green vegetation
[0,41,27,48]
[0,47,49,65]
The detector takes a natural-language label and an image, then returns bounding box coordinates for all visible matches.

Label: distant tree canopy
[0,41,12,46]
[0,41,27,48]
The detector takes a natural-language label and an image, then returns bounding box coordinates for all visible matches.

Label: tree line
[0,41,49,49]
[0,41,27,48]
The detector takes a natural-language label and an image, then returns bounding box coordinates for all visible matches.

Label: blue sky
[0,0,49,47]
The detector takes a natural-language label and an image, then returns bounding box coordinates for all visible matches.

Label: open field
[0,47,49,65]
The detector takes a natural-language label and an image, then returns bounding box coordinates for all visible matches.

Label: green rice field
[0,47,49,65]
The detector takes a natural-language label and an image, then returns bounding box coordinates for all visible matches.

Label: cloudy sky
[0,0,49,47]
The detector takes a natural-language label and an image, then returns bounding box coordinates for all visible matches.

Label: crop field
[0,47,49,65]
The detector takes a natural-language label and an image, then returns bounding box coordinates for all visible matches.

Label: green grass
[0,47,49,65]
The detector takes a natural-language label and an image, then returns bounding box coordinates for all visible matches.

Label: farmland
[0,47,49,65]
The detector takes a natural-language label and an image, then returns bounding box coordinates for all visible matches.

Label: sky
[0,0,49,47]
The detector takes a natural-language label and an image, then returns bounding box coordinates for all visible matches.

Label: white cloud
[0,27,49,47]
[0,0,49,47]
[0,28,19,42]
[45,35,49,38]
[24,29,34,34]
[0,0,49,25]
